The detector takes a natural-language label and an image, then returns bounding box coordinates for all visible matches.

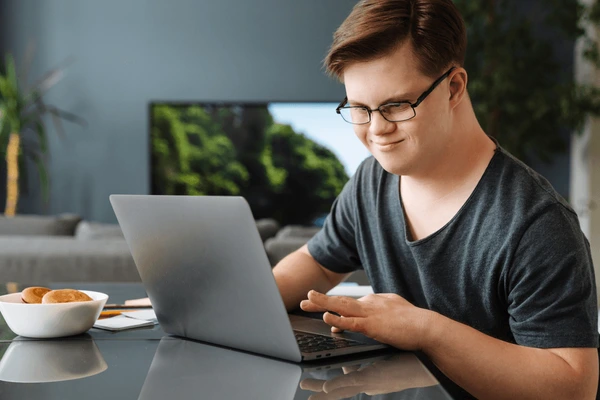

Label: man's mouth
[371,139,405,150]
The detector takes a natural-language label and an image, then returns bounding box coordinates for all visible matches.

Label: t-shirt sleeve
[507,204,599,348]
[307,174,363,274]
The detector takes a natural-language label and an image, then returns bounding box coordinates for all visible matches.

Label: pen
[98,310,125,319]
[103,304,153,309]
[99,308,154,319]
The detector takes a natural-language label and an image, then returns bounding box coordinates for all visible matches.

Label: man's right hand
[299,294,354,333]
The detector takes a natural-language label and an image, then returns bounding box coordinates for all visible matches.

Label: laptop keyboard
[294,331,364,354]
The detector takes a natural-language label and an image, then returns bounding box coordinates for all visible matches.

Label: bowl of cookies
[0,287,108,338]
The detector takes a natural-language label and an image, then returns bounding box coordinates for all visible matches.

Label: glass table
[0,282,458,399]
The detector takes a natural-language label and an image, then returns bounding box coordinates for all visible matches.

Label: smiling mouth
[372,139,405,149]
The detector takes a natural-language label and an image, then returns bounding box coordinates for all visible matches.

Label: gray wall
[0,0,571,222]
[0,0,354,222]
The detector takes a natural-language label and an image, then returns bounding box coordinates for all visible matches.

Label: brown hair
[325,0,467,80]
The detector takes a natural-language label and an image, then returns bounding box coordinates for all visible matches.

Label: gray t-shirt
[307,144,598,350]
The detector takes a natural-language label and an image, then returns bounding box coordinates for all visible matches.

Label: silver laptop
[110,195,387,362]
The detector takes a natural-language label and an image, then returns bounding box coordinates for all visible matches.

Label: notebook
[93,315,156,331]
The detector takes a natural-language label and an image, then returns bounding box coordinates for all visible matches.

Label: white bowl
[0,290,108,338]
[0,336,108,383]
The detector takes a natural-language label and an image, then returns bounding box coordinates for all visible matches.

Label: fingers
[342,365,361,374]
[323,374,362,394]
[299,302,349,333]
[300,299,328,313]
[307,290,364,317]
[301,377,364,400]
[322,384,366,399]
[309,386,364,400]
[323,312,363,333]
[302,376,361,400]
[299,378,326,392]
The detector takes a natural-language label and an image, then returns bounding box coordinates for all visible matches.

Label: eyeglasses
[336,67,457,125]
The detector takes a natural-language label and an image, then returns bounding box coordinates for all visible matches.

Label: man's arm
[426,314,599,400]
[302,291,599,400]
[273,244,351,311]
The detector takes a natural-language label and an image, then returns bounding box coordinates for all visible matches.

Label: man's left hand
[300,291,435,351]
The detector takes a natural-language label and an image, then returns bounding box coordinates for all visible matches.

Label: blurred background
[0,0,599,293]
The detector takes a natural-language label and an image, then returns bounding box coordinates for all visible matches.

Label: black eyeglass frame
[335,66,457,125]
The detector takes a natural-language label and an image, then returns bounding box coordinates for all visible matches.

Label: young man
[273,0,599,399]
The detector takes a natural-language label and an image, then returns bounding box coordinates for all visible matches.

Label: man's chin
[374,156,411,176]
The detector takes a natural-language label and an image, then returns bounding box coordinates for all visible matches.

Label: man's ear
[449,68,468,108]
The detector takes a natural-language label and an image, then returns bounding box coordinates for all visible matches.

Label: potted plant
[0,53,85,216]
[453,0,600,163]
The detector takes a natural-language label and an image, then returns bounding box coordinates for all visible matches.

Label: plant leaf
[1,55,25,130]
[34,98,63,140]
[5,55,18,95]
[20,122,48,156]
[22,147,49,202]
[29,152,48,202]
[49,109,65,140]
[0,105,10,157]
[0,105,5,143]
[45,105,87,127]
[28,56,74,95]
[18,149,29,196]
[22,89,43,109]
[0,75,9,97]
[33,116,47,154]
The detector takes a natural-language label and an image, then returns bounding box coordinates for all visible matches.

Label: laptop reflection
[138,337,451,400]
[137,336,300,400]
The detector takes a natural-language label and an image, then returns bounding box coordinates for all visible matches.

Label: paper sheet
[326,285,374,298]
[124,297,152,306]
[93,315,156,331]
[121,310,157,322]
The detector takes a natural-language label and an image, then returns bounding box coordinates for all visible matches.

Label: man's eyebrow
[347,93,417,107]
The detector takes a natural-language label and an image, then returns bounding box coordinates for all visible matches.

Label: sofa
[0,214,369,285]
[0,214,137,283]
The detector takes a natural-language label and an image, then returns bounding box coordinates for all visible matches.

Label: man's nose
[369,111,395,136]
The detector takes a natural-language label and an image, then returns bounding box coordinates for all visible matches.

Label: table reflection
[138,337,452,400]
[138,336,301,400]
[0,334,107,383]
[298,352,447,399]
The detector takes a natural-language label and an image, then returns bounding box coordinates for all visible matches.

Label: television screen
[150,102,371,226]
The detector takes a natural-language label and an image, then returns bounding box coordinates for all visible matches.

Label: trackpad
[289,315,380,345]
[290,315,336,336]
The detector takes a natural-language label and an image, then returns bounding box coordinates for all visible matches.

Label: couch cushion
[0,214,82,236]
[75,221,124,240]
[275,225,321,239]
[255,218,280,242]
[77,220,277,242]
[0,236,139,282]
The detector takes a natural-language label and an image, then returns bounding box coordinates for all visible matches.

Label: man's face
[342,42,454,176]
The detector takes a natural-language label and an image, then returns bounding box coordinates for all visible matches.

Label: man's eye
[382,103,411,112]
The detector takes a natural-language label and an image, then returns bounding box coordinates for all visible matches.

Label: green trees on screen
[151,104,349,225]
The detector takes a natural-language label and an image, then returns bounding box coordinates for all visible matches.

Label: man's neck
[401,124,496,201]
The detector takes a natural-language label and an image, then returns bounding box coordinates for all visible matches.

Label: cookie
[41,289,93,304]
[21,287,52,304]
